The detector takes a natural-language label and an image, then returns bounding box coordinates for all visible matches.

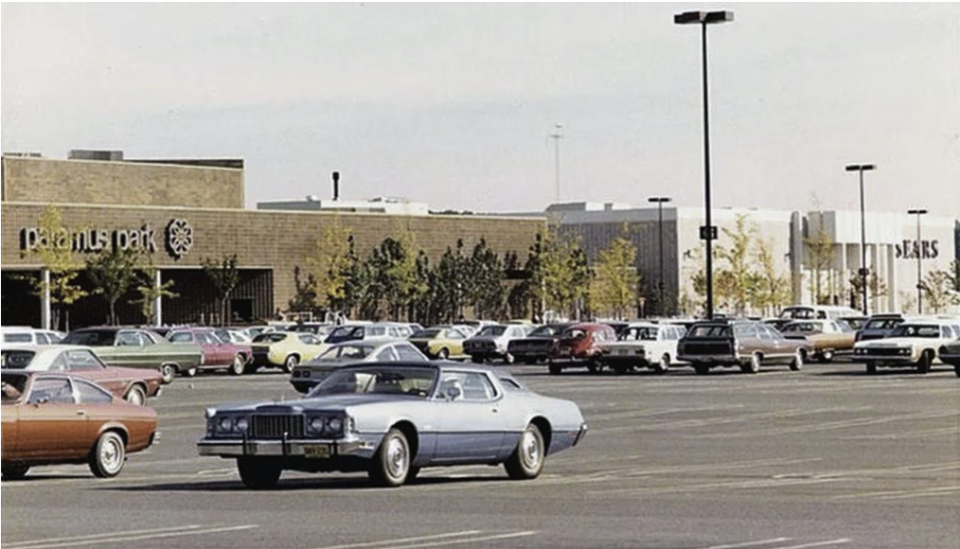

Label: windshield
[620,327,658,341]
[319,344,375,360]
[411,329,441,339]
[529,325,561,337]
[779,307,814,319]
[782,322,821,334]
[307,366,437,398]
[253,333,287,343]
[62,330,117,346]
[1,350,36,369]
[864,318,903,330]
[889,324,942,338]
[477,326,506,337]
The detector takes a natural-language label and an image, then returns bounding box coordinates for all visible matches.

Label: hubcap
[521,430,541,469]
[127,390,143,406]
[101,438,123,473]
[385,437,408,478]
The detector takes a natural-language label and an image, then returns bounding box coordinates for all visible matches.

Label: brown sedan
[1,345,163,406]
[1,371,158,480]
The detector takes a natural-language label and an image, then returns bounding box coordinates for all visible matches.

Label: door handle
[77,410,87,416]
[491,408,499,413]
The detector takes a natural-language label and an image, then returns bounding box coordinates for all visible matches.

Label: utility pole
[550,123,563,204]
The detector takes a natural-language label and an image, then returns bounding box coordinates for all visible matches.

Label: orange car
[1,371,158,480]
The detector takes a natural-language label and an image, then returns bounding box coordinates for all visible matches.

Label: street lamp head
[674,10,734,25]
[648,196,672,204]
[845,164,876,172]
[907,209,928,215]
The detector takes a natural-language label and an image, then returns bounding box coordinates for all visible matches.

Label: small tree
[304,216,352,312]
[130,268,179,324]
[805,211,837,305]
[714,214,757,317]
[201,254,240,326]
[288,266,319,316]
[849,272,888,312]
[588,235,639,320]
[86,246,144,325]
[753,237,791,316]
[921,270,960,313]
[17,206,88,330]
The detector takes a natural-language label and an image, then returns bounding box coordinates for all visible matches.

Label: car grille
[862,347,903,357]
[251,415,304,439]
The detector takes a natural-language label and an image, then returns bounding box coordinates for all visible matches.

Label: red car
[547,323,618,375]
[0,345,162,406]
[166,328,252,376]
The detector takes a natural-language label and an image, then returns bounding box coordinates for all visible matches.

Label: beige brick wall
[1,156,244,209]
[2,203,544,311]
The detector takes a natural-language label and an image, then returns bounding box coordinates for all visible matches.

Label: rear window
[2,333,33,343]
[412,329,441,338]
[253,333,287,343]
[865,318,903,330]
[688,325,733,338]
[1,350,36,369]
[62,330,117,346]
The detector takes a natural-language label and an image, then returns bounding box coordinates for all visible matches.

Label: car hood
[212,394,420,413]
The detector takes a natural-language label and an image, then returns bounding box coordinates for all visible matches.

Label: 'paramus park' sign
[19,218,194,260]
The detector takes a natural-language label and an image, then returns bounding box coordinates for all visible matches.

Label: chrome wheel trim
[385,436,408,480]
[520,428,542,470]
[125,387,145,406]
[100,436,124,475]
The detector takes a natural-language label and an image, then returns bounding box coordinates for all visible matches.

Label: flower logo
[166,219,194,259]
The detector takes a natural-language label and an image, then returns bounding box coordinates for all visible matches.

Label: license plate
[304,445,330,458]
[618,349,629,355]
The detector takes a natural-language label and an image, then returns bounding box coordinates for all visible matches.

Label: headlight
[235,417,249,433]
[327,417,343,433]
[217,416,234,432]
[309,417,325,433]
[899,348,911,355]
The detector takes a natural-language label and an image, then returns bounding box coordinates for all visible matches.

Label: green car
[61,327,203,384]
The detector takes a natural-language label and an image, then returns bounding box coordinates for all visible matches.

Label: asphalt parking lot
[3,360,959,549]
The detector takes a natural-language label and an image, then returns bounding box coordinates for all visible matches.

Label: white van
[777,305,862,322]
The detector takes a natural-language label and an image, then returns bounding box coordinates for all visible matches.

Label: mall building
[2,151,957,329]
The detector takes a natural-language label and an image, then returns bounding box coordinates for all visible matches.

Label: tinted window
[890,324,942,338]
[62,330,117,346]
[478,326,507,337]
[254,333,287,343]
[168,332,195,343]
[1,350,36,369]
[687,325,732,338]
[66,350,103,370]
[2,333,33,343]
[28,377,74,404]
[412,329,441,338]
[117,332,142,346]
[395,344,428,361]
[75,379,112,404]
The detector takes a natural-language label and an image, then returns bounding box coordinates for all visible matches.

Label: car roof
[3,344,94,354]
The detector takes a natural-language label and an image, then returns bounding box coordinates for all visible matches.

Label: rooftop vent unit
[69,149,124,161]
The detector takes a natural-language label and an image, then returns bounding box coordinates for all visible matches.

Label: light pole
[648,196,672,315]
[550,123,563,204]
[675,10,733,320]
[907,208,928,314]
[845,164,876,315]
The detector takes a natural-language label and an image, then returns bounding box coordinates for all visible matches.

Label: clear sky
[2,3,958,216]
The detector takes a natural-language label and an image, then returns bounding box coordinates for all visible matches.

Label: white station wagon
[596,322,687,374]
[852,319,960,374]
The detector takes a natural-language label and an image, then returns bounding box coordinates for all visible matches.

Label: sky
[2,3,958,216]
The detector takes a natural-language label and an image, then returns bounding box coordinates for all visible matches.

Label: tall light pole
[648,196,672,316]
[907,208,928,314]
[549,123,564,204]
[675,10,733,320]
[845,163,876,315]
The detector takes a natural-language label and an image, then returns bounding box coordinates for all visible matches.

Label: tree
[466,238,506,320]
[435,240,470,321]
[804,211,837,305]
[85,246,144,325]
[921,270,960,313]
[371,233,419,320]
[527,224,590,321]
[588,235,639,320]
[17,206,88,330]
[714,214,758,317]
[201,254,240,326]
[288,266,319,316]
[130,268,178,324]
[752,237,791,316]
[848,272,888,312]
[303,217,353,312]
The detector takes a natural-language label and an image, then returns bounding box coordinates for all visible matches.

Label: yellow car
[249,332,327,373]
[407,326,470,360]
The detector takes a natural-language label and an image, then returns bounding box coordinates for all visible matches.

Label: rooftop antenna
[549,124,563,204]
[332,171,340,201]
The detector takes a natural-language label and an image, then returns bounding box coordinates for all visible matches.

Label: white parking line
[5,524,258,549]
[773,540,851,549]
[392,531,537,549]
[701,538,790,549]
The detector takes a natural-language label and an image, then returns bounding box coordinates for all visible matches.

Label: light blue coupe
[197,362,588,488]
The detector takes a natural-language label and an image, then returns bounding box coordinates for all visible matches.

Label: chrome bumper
[197,438,377,459]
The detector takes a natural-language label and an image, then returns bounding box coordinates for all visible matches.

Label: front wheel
[237,457,282,489]
[282,355,299,374]
[124,385,147,406]
[436,348,449,360]
[789,350,804,372]
[229,355,246,376]
[865,361,877,375]
[916,351,933,374]
[745,353,762,374]
[159,364,177,384]
[548,362,562,375]
[505,423,545,480]
[369,428,411,487]
[88,431,126,478]
[818,350,834,363]
[655,354,670,374]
